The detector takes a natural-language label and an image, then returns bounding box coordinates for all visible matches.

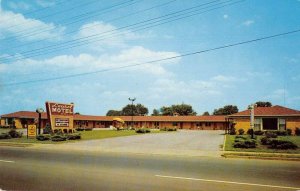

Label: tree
[202,111,210,116]
[160,104,197,116]
[106,104,149,116]
[152,109,160,116]
[121,104,149,116]
[213,105,238,115]
[106,110,122,116]
[160,106,173,116]
[248,101,272,109]
[135,104,149,116]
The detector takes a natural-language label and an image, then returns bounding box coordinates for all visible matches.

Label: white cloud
[211,75,237,82]
[292,75,300,81]
[36,0,55,8]
[265,89,287,100]
[223,14,229,19]
[8,1,31,10]
[77,21,141,50]
[242,20,254,26]
[147,75,239,100]
[1,46,180,76]
[246,71,271,78]
[0,6,64,41]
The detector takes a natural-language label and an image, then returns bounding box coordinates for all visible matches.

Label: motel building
[1,105,299,133]
[227,105,300,134]
[0,111,227,131]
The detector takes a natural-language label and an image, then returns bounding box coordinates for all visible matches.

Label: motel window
[173,122,178,126]
[154,122,159,126]
[254,118,262,131]
[196,122,203,127]
[7,118,13,125]
[205,122,211,127]
[278,119,286,131]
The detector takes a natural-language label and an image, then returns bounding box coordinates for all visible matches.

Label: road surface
[1,147,299,191]
[39,130,225,157]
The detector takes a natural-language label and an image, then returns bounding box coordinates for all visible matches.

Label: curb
[0,142,33,147]
[222,152,300,161]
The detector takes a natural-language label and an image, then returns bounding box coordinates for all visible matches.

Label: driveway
[39,130,225,157]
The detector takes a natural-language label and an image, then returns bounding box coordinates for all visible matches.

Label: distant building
[0,111,227,130]
[228,105,300,134]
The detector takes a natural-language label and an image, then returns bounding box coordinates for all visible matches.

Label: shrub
[286,129,292,136]
[66,133,81,140]
[0,133,11,139]
[229,127,236,135]
[167,128,177,131]
[53,129,64,134]
[8,129,22,138]
[233,139,256,148]
[253,130,264,135]
[136,128,150,133]
[160,127,167,131]
[51,135,66,142]
[238,129,245,135]
[276,130,288,136]
[260,137,273,145]
[43,124,52,134]
[36,134,50,141]
[235,135,247,140]
[265,131,278,138]
[268,139,298,150]
[295,128,300,136]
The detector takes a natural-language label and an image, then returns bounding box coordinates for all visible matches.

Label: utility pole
[128,97,136,128]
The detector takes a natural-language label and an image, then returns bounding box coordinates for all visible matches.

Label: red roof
[229,105,300,117]
[1,111,48,119]
[1,111,226,122]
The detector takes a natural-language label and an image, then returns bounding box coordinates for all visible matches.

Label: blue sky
[0,0,299,115]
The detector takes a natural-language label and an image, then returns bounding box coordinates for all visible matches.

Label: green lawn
[0,129,162,144]
[225,135,300,154]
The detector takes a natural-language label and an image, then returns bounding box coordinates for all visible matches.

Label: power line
[2,29,299,87]
[3,0,67,24]
[3,0,100,32]
[5,0,177,51]
[2,0,139,41]
[1,0,237,62]
[1,0,223,60]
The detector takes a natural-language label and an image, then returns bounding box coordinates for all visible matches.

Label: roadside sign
[28,125,37,138]
[45,101,74,131]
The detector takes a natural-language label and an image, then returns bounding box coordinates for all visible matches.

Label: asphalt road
[1,147,300,191]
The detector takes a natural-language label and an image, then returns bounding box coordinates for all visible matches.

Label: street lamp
[36,108,44,135]
[128,97,136,129]
[249,104,257,139]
